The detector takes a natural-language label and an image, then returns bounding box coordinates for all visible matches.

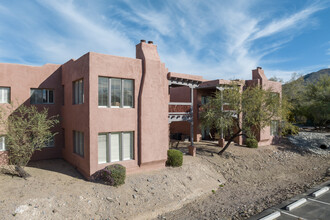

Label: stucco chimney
[148,41,153,44]
[140,39,146,43]
[136,40,160,61]
[252,67,268,83]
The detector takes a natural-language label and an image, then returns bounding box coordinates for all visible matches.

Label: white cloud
[0,0,327,80]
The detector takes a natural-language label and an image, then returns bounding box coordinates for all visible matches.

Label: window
[0,87,10,103]
[270,120,279,136]
[201,96,210,105]
[30,89,54,104]
[73,131,84,157]
[98,77,134,108]
[44,137,55,148]
[73,79,84,104]
[98,131,133,164]
[0,136,6,151]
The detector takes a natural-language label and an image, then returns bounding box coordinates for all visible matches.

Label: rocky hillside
[303,68,330,83]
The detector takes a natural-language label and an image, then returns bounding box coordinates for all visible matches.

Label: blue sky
[0,0,329,82]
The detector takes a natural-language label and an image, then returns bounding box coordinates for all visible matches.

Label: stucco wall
[0,63,63,163]
[88,52,142,175]
[61,54,90,177]
[136,42,169,167]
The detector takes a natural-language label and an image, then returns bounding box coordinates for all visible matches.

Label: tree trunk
[15,165,31,179]
[218,130,241,155]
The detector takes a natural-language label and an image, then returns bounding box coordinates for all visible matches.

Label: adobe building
[0,40,281,178]
[169,67,282,147]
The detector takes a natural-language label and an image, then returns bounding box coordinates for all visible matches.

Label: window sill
[98,159,134,165]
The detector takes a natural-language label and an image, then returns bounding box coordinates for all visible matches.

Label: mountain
[303,68,330,83]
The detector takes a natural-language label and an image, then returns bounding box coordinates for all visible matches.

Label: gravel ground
[288,131,330,155]
[158,136,330,220]
[0,156,224,220]
[0,133,329,220]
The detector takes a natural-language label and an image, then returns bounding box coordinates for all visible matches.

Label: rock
[132,194,137,199]
[106,197,115,203]
[327,167,330,177]
[15,205,29,214]
[134,188,138,192]
[52,209,57,213]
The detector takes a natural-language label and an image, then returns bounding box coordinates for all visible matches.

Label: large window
[270,120,279,136]
[98,77,134,108]
[43,137,55,148]
[0,136,6,151]
[98,131,133,164]
[30,89,54,104]
[73,79,84,104]
[73,131,84,157]
[0,87,10,104]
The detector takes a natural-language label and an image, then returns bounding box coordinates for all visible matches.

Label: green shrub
[246,138,258,148]
[90,164,126,186]
[166,149,183,167]
[281,124,299,136]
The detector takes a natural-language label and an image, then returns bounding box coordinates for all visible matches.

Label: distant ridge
[303,68,330,83]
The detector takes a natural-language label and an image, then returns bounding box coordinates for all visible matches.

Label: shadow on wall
[1,65,67,176]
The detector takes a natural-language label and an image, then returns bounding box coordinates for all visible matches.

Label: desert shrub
[246,138,258,148]
[166,149,183,167]
[90,164,126,186]
[281,124,299,136]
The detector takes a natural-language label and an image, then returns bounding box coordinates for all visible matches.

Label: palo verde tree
[303,75,330,127]
[200,83,283,155]
[0,104,59,178]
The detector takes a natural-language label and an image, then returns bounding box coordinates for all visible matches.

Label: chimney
[136,40,160,61]
[252,67,267,83]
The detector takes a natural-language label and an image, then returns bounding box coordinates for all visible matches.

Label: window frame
[73,79,84,105]
[97,131,134,164]
[30,88,54,104]
[43,136,55,148]
[270,120,279,136]
[0,136,6,151]
[0,87,11,104]
[98,77,134,108]
[73,130,84,157]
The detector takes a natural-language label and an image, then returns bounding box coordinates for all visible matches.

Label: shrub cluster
[90,164,126,186]
[166,149,183,167]
[281,124,299,136]
[246,138,258,148]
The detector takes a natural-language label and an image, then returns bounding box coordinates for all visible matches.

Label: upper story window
[73,79,84,105]
[0,87,10,104]
[30,89,54,104]
[0,136,6,151]
[98,77,134,108]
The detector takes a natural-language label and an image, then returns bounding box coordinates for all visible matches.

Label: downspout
[137,59,146,167]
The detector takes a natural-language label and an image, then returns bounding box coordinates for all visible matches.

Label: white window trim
[31,89,54,104]
[98,77,134,108]
[73,79,84,105]
[0,87,10,104]
[73,131,84,157]
[0,136,6,151]
[98,131,134,164]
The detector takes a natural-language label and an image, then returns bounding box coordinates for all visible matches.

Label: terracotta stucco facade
[169,67,282,146]
[0,41,281,177]
[0,41,169,178]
